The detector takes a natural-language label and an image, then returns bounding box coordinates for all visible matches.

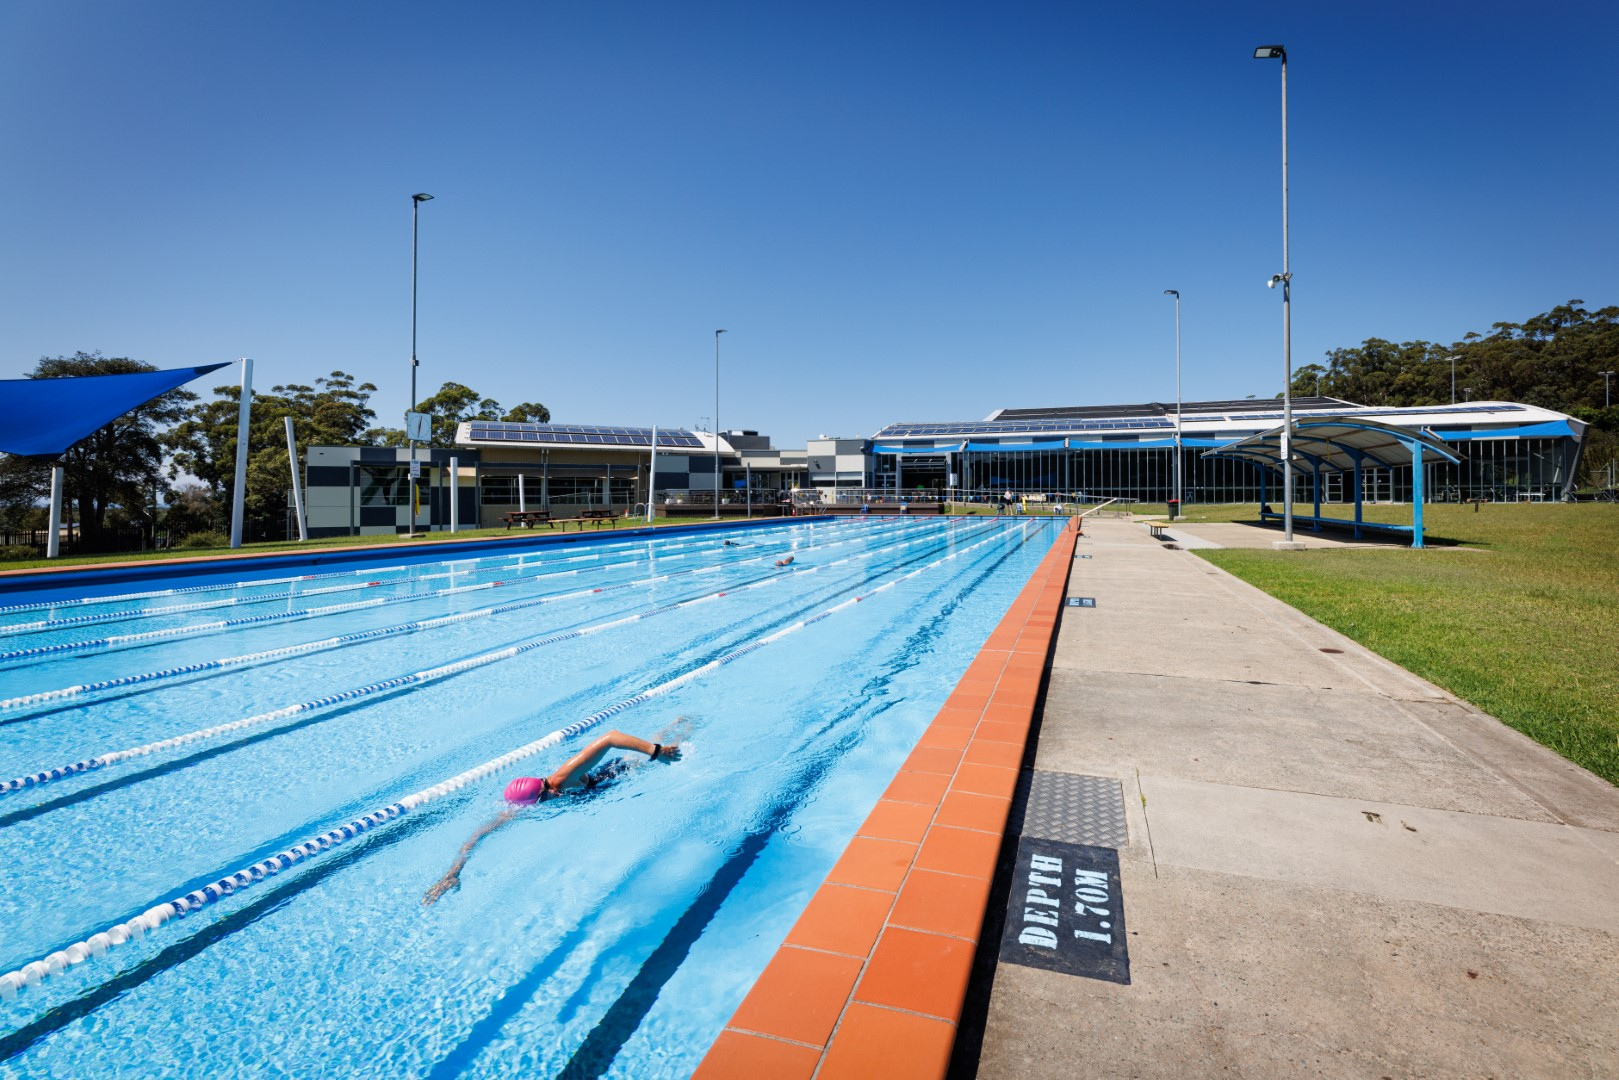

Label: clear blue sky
[3,2,1615,448]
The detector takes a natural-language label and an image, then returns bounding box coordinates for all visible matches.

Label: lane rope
[0,516,946,712]
[0,520,995,788]
[0,518,1039,1000]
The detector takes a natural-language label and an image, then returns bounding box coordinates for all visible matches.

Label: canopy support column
[285,416,308,542]
[1352,450,1364,539]
[229,358,252,549]
[1312,458,1323,529]
[1411,442,1425,548]
[46,463,64,559]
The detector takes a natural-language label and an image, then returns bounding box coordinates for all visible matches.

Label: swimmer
[775,554,794,567]
[723,539,740,546]
[422,727,684,905]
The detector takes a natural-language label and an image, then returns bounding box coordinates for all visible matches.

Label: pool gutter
[695,517,1078,1080]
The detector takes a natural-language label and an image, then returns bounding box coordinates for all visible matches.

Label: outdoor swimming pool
[0,516,1062,1077]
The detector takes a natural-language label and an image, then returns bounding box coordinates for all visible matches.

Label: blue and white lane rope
[0,519,1033,1000]
[0,513,891,624]
[0,520,995,796]
[0,511,958,799]
[0,517,953,714]
[0,563,419,618]
[0,547,829,797]
[0,545,602,637]
[0,563,614,666]
[0,518,909,659]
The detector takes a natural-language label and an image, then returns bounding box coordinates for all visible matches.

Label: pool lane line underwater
[0,512,851,606]
[0,565,785,799]
[0,521,1031,1070]
[0,520,772,621]
[0,517,932,665]
[0,513,924,622]
[0,519,934,718]
[0,523,1014,834]
[528,524,1048,1080]
[0,522,1002,832]
[695,516,1079,1080]
[0,519,1036,1000]
[0,518,915,712]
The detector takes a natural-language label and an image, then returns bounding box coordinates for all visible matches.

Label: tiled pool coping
[695,517,1078,1080]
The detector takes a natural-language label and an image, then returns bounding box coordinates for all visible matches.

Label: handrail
[1078,497,1121,518]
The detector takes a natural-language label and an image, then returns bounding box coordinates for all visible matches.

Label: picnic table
[577,509,621,528]
[503,510,552,529]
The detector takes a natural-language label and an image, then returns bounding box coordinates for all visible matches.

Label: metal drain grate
[1020,771,1128,848]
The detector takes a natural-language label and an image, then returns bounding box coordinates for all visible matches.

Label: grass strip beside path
[1184,503,1619,787]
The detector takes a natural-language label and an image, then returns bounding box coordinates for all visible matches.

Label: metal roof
[1202,416,1463,472]
[873,400,1575,444]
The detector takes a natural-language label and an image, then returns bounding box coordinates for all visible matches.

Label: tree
[502,401,550,424]
[1308,302,1619,412]
[168,370,380,541]
[0,353,197,549]
[367,381,550,447]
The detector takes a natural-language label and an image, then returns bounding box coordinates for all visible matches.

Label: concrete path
[971,517,1619,1079]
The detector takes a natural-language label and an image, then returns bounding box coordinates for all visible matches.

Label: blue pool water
[0,517,1060,1077]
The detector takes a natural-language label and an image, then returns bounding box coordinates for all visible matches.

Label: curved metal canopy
[1201,415,1462,472]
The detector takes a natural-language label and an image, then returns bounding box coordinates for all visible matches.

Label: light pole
[1445,354,1460,405]
[1256,44,1293,544]
[1164,289,1182,516]
[713,329,726,519]
[408,192,434,533]
[1599,372,1612,488]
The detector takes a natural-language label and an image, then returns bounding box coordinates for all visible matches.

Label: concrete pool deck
[966,517,1619,1078]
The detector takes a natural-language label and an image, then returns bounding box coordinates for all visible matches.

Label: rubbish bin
[1167,499,1180,521]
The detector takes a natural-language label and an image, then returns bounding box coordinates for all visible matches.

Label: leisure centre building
[298,397,1585,536]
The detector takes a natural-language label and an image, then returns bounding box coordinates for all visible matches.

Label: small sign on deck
[1066,597,1095,608]
[998,838,1129,984]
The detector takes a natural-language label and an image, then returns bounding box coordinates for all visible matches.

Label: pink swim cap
[504,776,548,805]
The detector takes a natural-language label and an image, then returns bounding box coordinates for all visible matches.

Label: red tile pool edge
[695,517,1079,1080]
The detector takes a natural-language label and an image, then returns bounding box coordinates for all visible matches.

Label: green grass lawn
[1172,502,1619,786]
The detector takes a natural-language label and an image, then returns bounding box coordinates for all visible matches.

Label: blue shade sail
[0,363,230,458]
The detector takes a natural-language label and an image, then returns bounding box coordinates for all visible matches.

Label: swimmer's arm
[549,730,682,791]
[422,807,520,906]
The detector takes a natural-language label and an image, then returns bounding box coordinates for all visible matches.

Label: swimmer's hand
[422,872,460,906]
[654,742,683,763]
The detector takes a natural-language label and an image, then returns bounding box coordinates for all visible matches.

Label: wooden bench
[503,510,553,529]
[578,509,621,529]
[1146,522,1172,541]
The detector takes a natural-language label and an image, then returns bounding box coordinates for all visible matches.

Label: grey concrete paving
[974,518,1619,1079]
